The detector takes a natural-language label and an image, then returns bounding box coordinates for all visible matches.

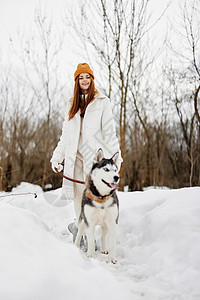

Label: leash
[55,168,85,185]
[55,168,117,203]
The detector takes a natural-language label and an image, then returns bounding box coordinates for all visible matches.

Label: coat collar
[69,93,107,120]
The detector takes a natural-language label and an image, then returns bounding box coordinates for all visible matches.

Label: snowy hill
[0,183,200,300]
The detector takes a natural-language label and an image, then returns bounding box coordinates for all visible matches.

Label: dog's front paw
[101,250,109,255]
[111,259,117,264]
[107,258,117,264]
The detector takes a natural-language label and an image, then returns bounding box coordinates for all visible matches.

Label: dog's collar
[85,189,113,203]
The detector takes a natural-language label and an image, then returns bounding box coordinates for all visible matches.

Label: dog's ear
[94,148,104,163]
[111,151,119,165]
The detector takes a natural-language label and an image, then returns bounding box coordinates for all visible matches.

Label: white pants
[73,155,85,225]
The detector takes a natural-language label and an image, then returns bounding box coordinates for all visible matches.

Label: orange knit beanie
[74,63,94,81]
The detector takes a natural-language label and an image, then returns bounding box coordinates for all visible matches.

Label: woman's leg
[73,156,85,225]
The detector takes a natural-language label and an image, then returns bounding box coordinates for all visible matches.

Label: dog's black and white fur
[75,148,120,263]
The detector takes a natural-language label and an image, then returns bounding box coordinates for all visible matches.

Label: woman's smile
[79,73,91,92]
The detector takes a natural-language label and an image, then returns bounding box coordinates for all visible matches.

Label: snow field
[0,183,200,300]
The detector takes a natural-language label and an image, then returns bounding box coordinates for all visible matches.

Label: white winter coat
[50,94,122,200]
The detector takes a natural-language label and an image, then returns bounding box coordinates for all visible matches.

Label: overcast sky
[0,0,66,56]
[0,0,181,49]
[0,0,182,82]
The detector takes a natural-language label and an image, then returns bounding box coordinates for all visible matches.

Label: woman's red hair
[68,76,98,120]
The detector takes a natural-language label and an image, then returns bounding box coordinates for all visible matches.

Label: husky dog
[75,148,120,263]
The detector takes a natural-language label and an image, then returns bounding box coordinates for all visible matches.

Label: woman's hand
[51,161,63,173]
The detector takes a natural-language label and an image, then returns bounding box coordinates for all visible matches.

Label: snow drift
[0,183,200,300]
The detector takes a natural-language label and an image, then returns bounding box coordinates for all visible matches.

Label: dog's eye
[103,167,109,172]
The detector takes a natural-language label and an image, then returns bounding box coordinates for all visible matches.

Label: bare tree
[166,0,200,186]
[180,0,200,125]
[65,0,171,189]
[10,7,66,189]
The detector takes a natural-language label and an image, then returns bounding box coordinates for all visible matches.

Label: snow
[0,183,200,300]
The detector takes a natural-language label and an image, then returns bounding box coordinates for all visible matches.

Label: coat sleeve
[101,97,123,168]
[50,102,71,164]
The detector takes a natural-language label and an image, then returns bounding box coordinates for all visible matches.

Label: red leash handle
[55,167,85,185]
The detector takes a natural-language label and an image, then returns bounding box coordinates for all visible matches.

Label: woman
[50,63,122,224]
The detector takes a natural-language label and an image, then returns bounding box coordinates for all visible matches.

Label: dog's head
[89,148,120,196]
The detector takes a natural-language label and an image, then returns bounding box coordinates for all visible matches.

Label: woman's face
[79,73,91,93]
